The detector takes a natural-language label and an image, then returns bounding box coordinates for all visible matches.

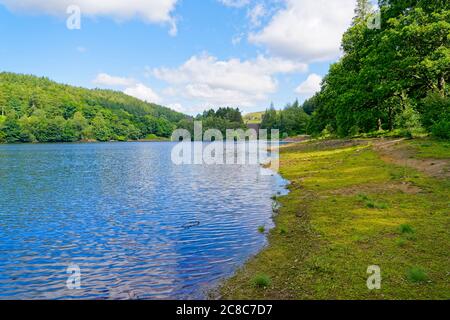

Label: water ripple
[0,142,287,299]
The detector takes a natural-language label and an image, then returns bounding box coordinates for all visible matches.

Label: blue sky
[0,0,358,115]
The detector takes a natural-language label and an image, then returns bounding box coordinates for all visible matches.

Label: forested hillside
[0,73,187,143]
[306,0,450,139]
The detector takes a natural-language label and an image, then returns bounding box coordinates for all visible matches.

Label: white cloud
[124,83,161,104]
[295,73,322,97]
[247,4,266,27]
[218,0,250,8]
[167,103,185,112]
[93,73,136,87]
[249,0,356,62]
[0,0,179,35]
[92,73,160,104]
[231,33,244,46]
[153,53,307,107]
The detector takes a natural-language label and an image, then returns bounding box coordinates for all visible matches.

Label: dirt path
[373,139,449,178]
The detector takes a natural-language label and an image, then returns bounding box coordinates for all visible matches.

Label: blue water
[0,142,286,299]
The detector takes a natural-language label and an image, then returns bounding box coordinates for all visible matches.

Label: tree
[261,105,278,130]
[302,94,319,115]
[91,114,112,142]
[62,104,77,120]
[280,102,309,136]
[308,0,450,137]
[2,117,22,143]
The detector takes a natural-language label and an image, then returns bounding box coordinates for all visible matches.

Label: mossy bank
[221,138,449,300]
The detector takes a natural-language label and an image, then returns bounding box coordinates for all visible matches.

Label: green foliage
[2,117,21,143]
[431,120,450,139]
[302,94,319,116]
[258,226,265,233]
[358,194,389,209]
[279,227,287,235]
[395,99,425,138]
[252,274,271,288]
[407,267,428,283]
[260,105,278,131]
[0,72,186,143]
[261,101,310,137]
[399,224,415,234]
[178,107,246,139]
[308,1,450,138]
[419,92,450,137]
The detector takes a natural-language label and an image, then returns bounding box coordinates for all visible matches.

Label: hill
[0,72,187,143]
[244,112,265,124]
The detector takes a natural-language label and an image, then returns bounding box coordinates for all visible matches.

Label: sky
[0,0,358,115]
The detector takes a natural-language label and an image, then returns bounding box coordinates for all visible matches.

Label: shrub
[407,267,428,283]
[395,102,424,138]
[431,119,450,139]
[349,125,360,137]
[258,226,265,233]
[420,92,450,131]
[252,274,271,288]
[357,194,369,201]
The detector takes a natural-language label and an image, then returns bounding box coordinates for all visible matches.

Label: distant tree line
[0,73,186,143]
[260,101,310,138]
[177,107,246,138]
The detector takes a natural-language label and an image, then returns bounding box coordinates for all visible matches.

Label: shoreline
[0,139,172,146]
[207,161,291,300]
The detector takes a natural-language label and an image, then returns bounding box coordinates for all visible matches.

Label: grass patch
[258,226,266,233]
[407,267,428,283]
[252,274,271,288]
[396,238,407,247]
[408,139,450,159]
[366,200,389,209]
[358,194,389,209]
[399,224,415,234]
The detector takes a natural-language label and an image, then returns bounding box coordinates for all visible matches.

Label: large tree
[309,0,450,137]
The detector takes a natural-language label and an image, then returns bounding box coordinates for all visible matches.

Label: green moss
[407,139,450,159]
[252,274,271,288]
[399,224,415,234]
[407,267,428,283]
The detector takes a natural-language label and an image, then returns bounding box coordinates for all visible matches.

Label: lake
[0,142,287,299]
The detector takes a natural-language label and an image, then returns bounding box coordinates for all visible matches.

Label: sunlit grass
[221,138,449,300]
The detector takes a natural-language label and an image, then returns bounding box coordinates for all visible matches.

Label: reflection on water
[0,142,287,299]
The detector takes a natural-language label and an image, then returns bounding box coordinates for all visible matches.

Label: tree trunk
[388,105,394,131]
[438,75,446,96]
